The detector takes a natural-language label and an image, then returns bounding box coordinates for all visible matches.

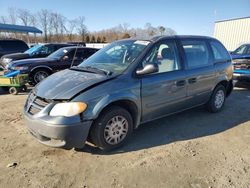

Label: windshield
[48,48,70,59]
[25,44,42,55]
[232,45,248,55]
[78,40,150,74]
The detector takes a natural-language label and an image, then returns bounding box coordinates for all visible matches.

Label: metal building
[214,17,250,51]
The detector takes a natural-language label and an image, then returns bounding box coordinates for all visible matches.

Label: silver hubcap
[34,71,48,83]
[215,90,225,109]
[104,116,129,145]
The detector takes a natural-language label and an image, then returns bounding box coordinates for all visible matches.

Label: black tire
[90,106,133,151]
[9,87,18,95]
[31,69,50,85]
[206,85,226,113]
[21,85,27,92]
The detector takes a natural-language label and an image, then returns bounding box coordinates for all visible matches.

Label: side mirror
[136,63,159,75]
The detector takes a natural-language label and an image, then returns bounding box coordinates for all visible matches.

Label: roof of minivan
[118,35,215,43]
[151,35,215,42]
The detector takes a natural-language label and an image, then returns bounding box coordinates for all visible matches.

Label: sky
[0,0,249,36]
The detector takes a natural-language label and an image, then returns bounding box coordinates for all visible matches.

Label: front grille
[26,92,50,115]
[234,64,249,70]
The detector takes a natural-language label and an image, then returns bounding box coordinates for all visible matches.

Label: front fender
[93,92,140,120]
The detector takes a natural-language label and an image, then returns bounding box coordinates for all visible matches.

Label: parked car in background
[0,39,28,58]
[231,43,250,82]
[24,36,233,151]
[0,43,75,69]
[5,46,98,84]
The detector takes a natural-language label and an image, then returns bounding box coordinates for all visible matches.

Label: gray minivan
[24,36,233,151]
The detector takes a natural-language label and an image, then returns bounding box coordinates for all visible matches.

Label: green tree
[85,35,90,43]
[96,36,101,43]
[102,36,107,43]
[90,35,96,43]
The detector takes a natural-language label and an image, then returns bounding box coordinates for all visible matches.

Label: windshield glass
[232,45,247,55]
[25,44,42,55]
[48,48,70,59]
[78,40,150,74]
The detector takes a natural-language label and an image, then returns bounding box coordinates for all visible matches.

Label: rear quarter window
[210,40,231,62]
[181,40,210,68]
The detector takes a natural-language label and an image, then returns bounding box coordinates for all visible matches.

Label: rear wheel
[32,69,50,85]
[90,106,133,151]
[206,85,226,113]
[9,87,18,95]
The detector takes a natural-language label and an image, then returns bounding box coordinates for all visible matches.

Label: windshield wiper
[70,66,112,76]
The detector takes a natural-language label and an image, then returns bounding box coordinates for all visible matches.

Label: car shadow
[80,88,250,155]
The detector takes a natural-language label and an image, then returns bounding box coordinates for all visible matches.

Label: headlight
[3,58,12,64]
[11,66,29,71]
[50,102,87,117]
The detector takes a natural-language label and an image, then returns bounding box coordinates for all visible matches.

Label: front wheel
[90,106,133,151]
[32,69,50,85]
[206,85,226,113]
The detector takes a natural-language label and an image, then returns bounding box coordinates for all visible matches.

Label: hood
[11,58,55,67]
[231,54,250,60]
[0,53,30,68]
[34,69,114,100]
[2,52,30,60]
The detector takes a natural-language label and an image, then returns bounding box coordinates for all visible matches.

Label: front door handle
[176,80,186,87]
[188,78,197,84]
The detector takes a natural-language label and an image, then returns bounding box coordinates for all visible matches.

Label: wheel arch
[214,79,233,97]
[93,98,141,129]
[30,66,53,75]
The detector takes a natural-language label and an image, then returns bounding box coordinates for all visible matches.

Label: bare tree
[50,13,66,42]
[18,9,31,26]
[66,18,77,41]
[8,7,17,25]
[38,9,50,42]
[145,23,157,37]
[76,16,87,42]
[29,13,37,26]
[158,26,166,36]
[0,16,8,24]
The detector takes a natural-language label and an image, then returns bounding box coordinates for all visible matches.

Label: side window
[85,49,97,57]
[233,45,247,55]
[181,40,209,68]
[14,41,27,51]
[142,40,180,73]
[245,45,250,55]
[67,50,76,60]
[210,40,231,62]
[75,50,85,60]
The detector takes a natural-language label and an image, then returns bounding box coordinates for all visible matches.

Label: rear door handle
[176,80,186,87]
[188,78,197,84]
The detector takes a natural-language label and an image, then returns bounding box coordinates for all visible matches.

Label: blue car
[231,43,250,82]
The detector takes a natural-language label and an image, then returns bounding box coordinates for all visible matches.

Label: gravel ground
[0,86,249,188]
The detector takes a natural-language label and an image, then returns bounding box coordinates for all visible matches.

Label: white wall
[214,17,250,51]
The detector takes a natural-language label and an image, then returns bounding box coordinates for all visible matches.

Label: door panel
[186,65,215,105]
[180,39,215,106]
[141,71,187,122]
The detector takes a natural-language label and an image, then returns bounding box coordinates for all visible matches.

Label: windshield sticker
[63,49,68,53]
[134,40,150,46]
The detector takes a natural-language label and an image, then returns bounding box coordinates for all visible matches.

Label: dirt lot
[0,86,250,188]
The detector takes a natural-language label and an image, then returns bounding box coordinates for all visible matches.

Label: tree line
[0,7,177,43]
